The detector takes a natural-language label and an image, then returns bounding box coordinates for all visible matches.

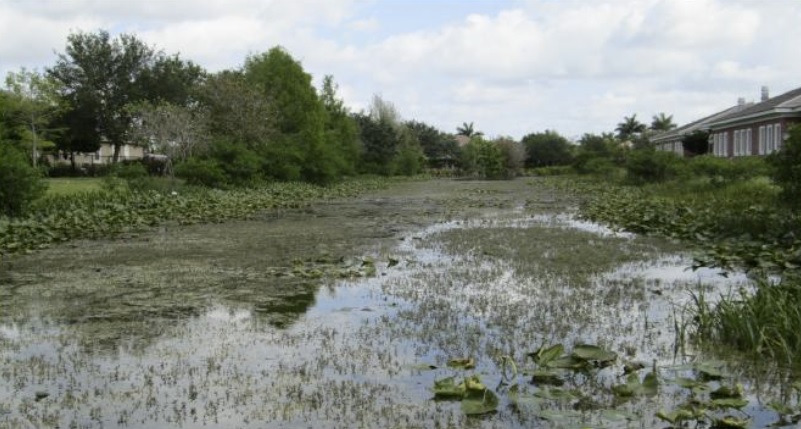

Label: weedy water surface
[0,179,796,428]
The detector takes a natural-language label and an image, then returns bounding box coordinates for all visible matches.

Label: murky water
[0,179,796,428]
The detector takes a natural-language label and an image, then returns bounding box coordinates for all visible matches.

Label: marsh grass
[693,277,801,368]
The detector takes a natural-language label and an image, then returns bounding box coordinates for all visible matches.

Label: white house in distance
[48,142,145,166]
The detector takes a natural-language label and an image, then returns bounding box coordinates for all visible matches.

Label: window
[746,129,752,156]
[759,126,765,155]
[723,132,728,157]
[766,125,774,154]
[774,124,782,152]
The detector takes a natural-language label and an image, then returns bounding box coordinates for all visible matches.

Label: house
[653,102,752,156]
[705,86,801,158]
[48,142,145,166]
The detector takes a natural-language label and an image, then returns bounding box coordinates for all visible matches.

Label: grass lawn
[45,178,104,196]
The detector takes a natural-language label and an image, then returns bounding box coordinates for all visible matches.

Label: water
[0,179,794,428]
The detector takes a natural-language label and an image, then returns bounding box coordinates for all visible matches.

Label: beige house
[48,143,145,166]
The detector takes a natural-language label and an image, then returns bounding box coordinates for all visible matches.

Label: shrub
[175,158,226,188]
[624,149,685,184]
[0,145,47,217]
[768,124,801,208]
[530,165,574,176]
[210,140,262,186]
[689,155,771,184]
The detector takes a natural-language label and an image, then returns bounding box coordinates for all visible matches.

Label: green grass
[45,178,104,196]
[693,277,801,368]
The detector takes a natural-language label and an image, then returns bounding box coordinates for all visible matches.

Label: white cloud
[2,0,801,138]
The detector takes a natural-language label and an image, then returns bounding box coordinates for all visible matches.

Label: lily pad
[433,376,465,399]
[528,344,564,366]
[710,384,744,400]
[711,398,749,410]
[447,357,476,370]
[613,371,658,398]
[572,344,617,363]
[546,355,590,371]
[711,416,749,429]
[533,386,580,401]
[695,361,726,381]
[462,386,499,415]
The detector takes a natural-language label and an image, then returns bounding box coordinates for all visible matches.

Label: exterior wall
[710,118,798,158]
[655,139,684,156]
[47,143,145,166]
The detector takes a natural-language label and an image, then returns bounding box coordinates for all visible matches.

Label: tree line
[0,30,552,194]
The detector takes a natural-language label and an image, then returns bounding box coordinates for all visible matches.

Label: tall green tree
[354,111,399,175]
[456,121,483,138]
[244,47,338,183]
[406,120,460,168]
[615,114,646,141]
[137,54,205,106]
[4,68,63,167]
[319,75,360,176]
[0,142,46,217]
[48,30,155,163]
[650,113,676,132]
[521,130,574,168]
[460,136,504,178]
[198,70,276,150]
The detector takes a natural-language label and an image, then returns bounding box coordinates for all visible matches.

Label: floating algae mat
[0,179,798,428]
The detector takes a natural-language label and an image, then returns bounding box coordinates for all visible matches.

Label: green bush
[210,140,262,186]
[175,158,226,188]
[530,165,574,176]
[0,145,47,217]
[575,156,620,178]
[689,155,771,184]
[624,149,685,184]
[769,124,801,208]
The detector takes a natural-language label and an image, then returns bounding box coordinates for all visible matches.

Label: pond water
[0,179,796,428]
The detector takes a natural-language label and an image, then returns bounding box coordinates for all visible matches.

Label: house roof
[651,104,749,144]
[705,86,801,129]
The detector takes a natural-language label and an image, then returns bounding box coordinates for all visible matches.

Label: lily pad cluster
[428,344,801,427]
[433,375,500,416]
[0,178,389,257]
[657,362,751,429]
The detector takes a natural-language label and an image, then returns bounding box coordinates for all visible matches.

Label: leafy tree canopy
[615,114,646,141]
[521,130,574,168]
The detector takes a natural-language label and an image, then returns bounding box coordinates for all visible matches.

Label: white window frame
[774,124,782,151]
[766,125,774,154]
[746,128,752,156]
[723,132,728,157]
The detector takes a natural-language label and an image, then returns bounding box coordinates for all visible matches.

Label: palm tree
[456,122,483,138]
[615,114,646,140]
[650,113,676,132]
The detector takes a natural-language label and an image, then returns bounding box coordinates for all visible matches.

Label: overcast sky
[2,0,800,140]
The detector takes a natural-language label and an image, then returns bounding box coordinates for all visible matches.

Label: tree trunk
[112,143,121,163]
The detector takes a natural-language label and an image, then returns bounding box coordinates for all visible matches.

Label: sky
[2,0,800,140]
